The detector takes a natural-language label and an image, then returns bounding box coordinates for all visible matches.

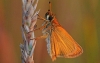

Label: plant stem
[20,0,39,63]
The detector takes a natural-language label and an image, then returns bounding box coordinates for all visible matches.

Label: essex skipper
[36,2,83,61]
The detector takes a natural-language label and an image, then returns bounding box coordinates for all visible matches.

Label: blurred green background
[0,0,100,63]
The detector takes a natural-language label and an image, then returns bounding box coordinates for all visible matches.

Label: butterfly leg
[34,24,46,31]
[37,14,50,22]
[34,32,49,40]
[37,14,46,21]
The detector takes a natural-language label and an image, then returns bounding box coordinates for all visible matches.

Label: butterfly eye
[45,12,53,21]
[49,15,53,21]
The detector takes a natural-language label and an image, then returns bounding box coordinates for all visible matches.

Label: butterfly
[35,2,83,61]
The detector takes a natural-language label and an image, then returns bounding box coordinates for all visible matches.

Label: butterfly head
[45,2,54,21]
[45,10,54,21]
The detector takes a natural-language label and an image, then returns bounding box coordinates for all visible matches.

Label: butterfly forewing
[49,19,83,61]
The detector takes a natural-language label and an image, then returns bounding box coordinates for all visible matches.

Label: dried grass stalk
[20,0,39,63]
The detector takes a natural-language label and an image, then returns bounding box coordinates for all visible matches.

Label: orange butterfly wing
[49,18,83,61]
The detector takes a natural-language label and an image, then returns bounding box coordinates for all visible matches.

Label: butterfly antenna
[49,1,52,14]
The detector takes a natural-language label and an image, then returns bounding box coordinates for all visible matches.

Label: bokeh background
[0,0,100,63]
